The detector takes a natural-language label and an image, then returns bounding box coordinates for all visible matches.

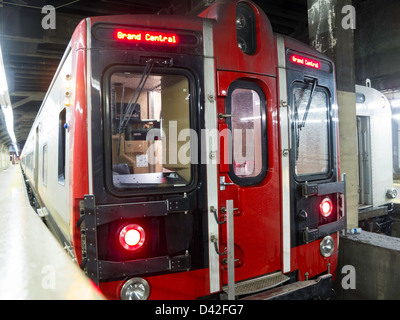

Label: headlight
[386,188,397,199]
[235,12,246,29]
[120,278,150,300]
[320,236,335,257]
[235,2,257,55]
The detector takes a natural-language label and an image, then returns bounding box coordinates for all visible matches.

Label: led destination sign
[290,54,321,70]
[114,29,178,44]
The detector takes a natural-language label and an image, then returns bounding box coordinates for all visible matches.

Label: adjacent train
[20,0,346,300]
[356,84,396,234]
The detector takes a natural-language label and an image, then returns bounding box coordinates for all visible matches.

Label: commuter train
[20,0,346,300]
[356,84,396,234]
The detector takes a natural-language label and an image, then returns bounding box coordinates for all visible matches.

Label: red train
[20,0,346,300]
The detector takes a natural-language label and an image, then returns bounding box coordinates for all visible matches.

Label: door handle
[218,113,234,120]
[220,176,234,190]
[221,182,234,186]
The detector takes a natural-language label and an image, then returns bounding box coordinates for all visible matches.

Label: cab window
[292,84,330,178]
[109,69,193,190]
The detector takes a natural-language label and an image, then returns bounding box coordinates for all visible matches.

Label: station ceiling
[0,0,398,150]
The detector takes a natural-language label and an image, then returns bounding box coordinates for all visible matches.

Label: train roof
[356,84,391,116]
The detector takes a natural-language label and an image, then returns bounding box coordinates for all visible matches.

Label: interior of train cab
[109,68,193,190]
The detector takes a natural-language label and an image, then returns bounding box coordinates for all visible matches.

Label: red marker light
[119,224,145,251]
[114,29,178,44]
[320,198,333,217]
[290,54,321,69]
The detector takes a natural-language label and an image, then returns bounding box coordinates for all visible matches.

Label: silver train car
[356,84,397,233]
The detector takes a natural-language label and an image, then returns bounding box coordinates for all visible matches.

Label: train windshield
[293,83,330,177]
[109,68,193,189]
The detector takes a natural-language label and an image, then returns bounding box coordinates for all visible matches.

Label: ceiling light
[0,45,18,156]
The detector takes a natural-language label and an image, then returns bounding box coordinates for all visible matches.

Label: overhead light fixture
[0,44,18,156]
[0,45,8,99]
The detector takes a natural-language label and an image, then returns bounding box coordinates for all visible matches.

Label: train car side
[20,45,73,248]
[356,84,396,233]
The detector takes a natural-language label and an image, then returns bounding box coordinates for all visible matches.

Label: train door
[34,125,39,192]
[216,72,283,296]
[357,116,372,206]
[284,44,346,269]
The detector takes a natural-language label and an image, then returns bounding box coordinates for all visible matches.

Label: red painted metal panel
[69,19,89,266]
[99,268,210,300]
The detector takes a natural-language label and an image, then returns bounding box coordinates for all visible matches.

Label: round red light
[119,224,145,251]
[320,198,333,217]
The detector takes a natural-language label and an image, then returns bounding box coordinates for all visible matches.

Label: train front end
[74,0,346,300]
[77,13,213,300]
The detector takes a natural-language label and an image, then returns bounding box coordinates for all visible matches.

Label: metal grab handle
[209,201,236,299]
[226,200,235,300]
[221,182,234,186]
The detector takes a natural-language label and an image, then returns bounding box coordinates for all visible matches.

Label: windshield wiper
[298,78,317,131]
[295,78,318,160]
[119,59,155,133]
[116,59,155,164]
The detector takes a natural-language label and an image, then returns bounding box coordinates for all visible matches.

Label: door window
[226,81,267,185]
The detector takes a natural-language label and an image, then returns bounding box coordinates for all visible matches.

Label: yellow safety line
[6,166,23,197]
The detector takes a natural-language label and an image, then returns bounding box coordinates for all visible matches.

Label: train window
[58,108,66,185]
[42,144,48,186]
[292,84,330,177]
[226,81,267,185]
[109,69,193,190]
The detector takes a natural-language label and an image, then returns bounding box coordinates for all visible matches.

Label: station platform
[0,165,104,300]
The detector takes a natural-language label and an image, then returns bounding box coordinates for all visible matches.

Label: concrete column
[308,0,358,228]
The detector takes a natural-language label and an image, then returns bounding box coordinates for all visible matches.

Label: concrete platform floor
[0,165,104,300]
